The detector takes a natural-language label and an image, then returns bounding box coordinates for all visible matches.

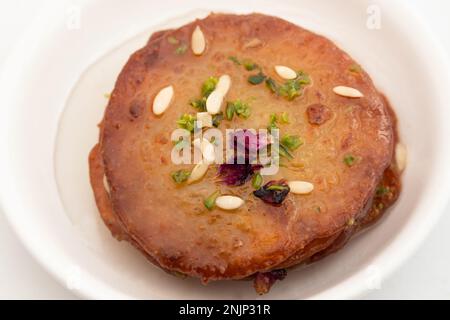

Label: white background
[0,0,449,299]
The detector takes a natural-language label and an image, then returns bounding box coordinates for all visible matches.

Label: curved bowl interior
[1,0,450,299]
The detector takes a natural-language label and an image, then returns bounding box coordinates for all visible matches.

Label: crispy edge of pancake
[99,13,395,279]
[89,143,400,275]
[89,14,400,286]
[89,142,192,278]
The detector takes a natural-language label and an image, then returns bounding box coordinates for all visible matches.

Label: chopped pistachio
[177,114,196,132]
[252,173,263,189]
[266,184,289,191]
[278,72,310,100]
[268,113,278,132]
[228,56,241,65]
[279,79,301,100]
[228,56,259,70]
[225,102,235,120]
[242,59,259,71]
[171,170,191,184]
[280,112,290,124]
[265,78,279,94]
[175,43,188,54]
[203,190,220,210]
[190,98,207,111]
[343,154,356,167]
[248,72,266,85]
[210,136,219,146]
[281,135,303,151]
[278,144,294,159]
[189,77,220,113]
[295,71,311,85]
[201,76,219,97]
[232,100,251,119]
[212,112,223,127]
[167,36,179,45]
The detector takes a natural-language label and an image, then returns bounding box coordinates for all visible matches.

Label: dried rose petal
[229,130,269,152]
[253,180,290,205]
[218,130,268,186]
[253,269,287,295]
[218,163,262,186]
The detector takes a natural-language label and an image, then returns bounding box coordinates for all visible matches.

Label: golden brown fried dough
[89,13,400,291]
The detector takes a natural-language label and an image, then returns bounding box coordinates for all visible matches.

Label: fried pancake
[89,13,401,292]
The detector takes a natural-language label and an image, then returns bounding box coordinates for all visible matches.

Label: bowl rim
[1,0,450,299]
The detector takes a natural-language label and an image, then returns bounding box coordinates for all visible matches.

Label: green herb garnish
[242,59,259,71]
[190,98,207,111]
[231,57,310,100]
[225,100,251,119]
[248,72,266,85]
[203,190,220,210]
[280,112,290,124]
[268,113,278,132]
[265,78,279,94]
[201,76,219,97]
[279,79,301,100]
[343,154,356,167]
[278,144,294,159]
[233,100,251,119]
[167,36,179,45]
[212,112,223,127]
[252,173,263,189]
[189,77,219,112]
[171,170,191,184]
[225,102,235,120]
[210,136,219,146]
[278,72,310,100]
[229,56,259,70]
[177,114,196,132]
[175,43,188,55]
[295,71,311,85]
[266,185,289,191]
[228,56,241,65]
[281,135,303,151]
[276,72,311,100]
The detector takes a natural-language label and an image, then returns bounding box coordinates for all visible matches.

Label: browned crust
[88,143,126,240]
[89,143,179,274]
[89,13,399,283]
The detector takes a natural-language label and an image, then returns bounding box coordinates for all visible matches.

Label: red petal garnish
[231,129,269,151]
[218,129,267,186]
[218,163,262,186]
[253,180,290,206]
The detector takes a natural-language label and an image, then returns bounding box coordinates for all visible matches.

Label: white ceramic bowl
[1,0,450,299]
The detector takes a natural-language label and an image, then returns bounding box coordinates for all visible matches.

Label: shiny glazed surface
[91,13,396,283]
